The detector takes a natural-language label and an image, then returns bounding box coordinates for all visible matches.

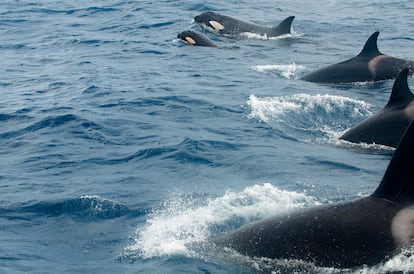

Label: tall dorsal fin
[373,122,414,206]
[356,31,382,58]
[271,16,295,36]
[386,68,414,107]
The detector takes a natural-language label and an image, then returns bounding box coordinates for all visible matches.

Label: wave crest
[125,183,318,259]
[247,94,373,144]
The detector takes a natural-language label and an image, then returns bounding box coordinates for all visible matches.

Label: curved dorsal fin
[386,68,414,107]
[356,31,382,58]
[271,16,295,36]
[373,121,414,206]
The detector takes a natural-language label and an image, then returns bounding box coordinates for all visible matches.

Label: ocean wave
[1,114,76,139]
[303,156,363,172]
[0,113,115,145]
[389,36,414,42]
[98,95,203,109]
[27,114,79,131]
[89,146,177,165]
[89,138,242,166]
[137,21,176,30]
[164,138,242,166]
[0,43,26,50]
[0,113,32,122]
[0,196,142,221]
[20,6,120,16]
[246,94,373,145]
[97,95,241,119]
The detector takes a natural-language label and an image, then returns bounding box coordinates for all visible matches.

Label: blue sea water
[1,0,414,273]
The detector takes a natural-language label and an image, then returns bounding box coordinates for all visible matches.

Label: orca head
[194,11,225,32]
[177,30,198,45]
[177,30,217,47]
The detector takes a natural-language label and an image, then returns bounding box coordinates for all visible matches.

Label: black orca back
[373,121,414,206]
[356,31,382,58]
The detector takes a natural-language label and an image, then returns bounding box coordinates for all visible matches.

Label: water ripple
[0,196,145,221]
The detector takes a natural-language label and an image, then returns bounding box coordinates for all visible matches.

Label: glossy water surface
[1,1,414,273]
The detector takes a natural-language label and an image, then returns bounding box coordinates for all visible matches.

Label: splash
[339,138,395,151]
[247,94,371,119]
[251,62,306,79]
[368,247,414,273]
[239,32,293,40]
[240,30,302,41]
[247,94,373,144]
[125,183,319,259]
[220,248,414,274]
[124,181,414,272]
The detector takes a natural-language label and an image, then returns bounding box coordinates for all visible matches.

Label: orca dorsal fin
[386,68,414,107]
[271,16,295,36]
[356,31,382,58]
[373,121,414,206]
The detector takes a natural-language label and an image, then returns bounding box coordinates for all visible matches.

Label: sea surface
[1,1,414,273]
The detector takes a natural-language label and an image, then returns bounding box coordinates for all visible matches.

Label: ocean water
[1,0,414,273]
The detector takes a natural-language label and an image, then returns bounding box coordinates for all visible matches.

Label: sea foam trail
[126,183,319,259]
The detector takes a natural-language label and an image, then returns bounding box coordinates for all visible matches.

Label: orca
[301,31,414,83]
[194,11,294,38]
[340,68,414,147]
[177,30,217,47]
[212,121,414,268]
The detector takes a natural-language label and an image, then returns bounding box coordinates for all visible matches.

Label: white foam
[229,248,414,273]
[369,246,414,273]
[338,138,396,151]
[240,30,302,41]
[239,32,292,40]
[125,183,319,259]
[239,32,268,40]
[124,182,414,272]
[248,94,372,117]
[268,33,298,40]
[252,62,306,79]
[247,94,373,144]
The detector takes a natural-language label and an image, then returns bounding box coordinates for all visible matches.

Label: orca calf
[301,32,414,83]
[194,11,294,38]
[340,68,414,147]
[213,121,414,268]
[177,30,217,47]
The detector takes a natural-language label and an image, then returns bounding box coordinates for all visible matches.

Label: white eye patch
[209,20,224,31]
[184,36,196,45]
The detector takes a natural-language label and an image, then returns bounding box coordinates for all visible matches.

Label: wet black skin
[177,30,217,47]
[341,68,414,147]
[194,11,294,37]
[213,120,414,268]
[301,32,414,83]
